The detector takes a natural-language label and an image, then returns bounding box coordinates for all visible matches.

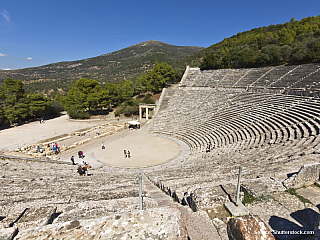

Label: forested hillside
[187,15,320,70]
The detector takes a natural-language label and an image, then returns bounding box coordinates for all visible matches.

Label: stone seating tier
[181,64,320,93]
[148,67,320,228]
[150,87,320,156]
[0,158,141,218]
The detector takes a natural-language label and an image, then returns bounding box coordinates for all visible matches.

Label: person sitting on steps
[77,164,85,176]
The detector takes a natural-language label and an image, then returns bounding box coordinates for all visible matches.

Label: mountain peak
[0,41,204,96]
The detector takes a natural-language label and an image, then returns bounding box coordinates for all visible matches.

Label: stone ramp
[142,174,221,240]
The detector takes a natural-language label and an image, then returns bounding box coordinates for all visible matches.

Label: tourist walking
[71,156,75,165]
[102,142,105,149]
[127,150,131,158]
[124,150,127,158]
[70,156,75,165]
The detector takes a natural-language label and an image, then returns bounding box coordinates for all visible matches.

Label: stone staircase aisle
[142,174,221,240]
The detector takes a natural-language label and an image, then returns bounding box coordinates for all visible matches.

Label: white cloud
[1,68,11,70]
[0,53,10,57]
[26,57,33,60]
[1,10,11,22]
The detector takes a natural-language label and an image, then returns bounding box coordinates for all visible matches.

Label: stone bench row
[0,158,140,217]
[144,135,319,210]
[181,64,320,91]
[150,90,320,162]
[150,91,318,154]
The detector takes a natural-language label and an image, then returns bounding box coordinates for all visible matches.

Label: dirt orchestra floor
[62,130,180,168]
[59,120,180,168]
[0,114,181,169]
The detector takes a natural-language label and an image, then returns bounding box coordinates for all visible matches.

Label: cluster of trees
[114,94,155,117]
[134,61,175,93]
[200,15,320,70]
[55,61,176,118]
[0,78,62,127]
[0,60,175,126]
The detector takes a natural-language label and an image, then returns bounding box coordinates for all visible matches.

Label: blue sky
[1,0,320,70]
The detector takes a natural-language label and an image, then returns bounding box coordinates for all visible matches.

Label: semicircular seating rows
[147,63,320,213]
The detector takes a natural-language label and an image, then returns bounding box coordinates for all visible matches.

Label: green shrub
[242,189,273,205]
[143,95,155,104]
[67,108,91,119]
[242,189,257,205]
[52,101,64,114]
[123,105,133,117]
[114,109,121,116]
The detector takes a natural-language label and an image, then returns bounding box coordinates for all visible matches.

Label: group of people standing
[77,150,84,158]
[102,142,131,158]
[69,143,133,174]
[47,142,60,154]
[206,142,214,152]
[124,150,131,158]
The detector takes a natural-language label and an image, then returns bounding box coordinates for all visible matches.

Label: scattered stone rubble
[15,207,181,240]
[12,123,125,158]
[283,162,320,189]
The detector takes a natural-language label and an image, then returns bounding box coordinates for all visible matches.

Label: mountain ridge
[0,40,204,86]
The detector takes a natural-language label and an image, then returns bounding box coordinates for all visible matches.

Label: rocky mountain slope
[0,41,204,85]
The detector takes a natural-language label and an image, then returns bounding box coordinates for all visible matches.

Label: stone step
[142,174,221,239]
[0,226,18,240]
[14,206,182,239]
[0,206,56,230]
[246,189,319,240]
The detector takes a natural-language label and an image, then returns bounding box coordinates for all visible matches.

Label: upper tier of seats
[180,64,320,93]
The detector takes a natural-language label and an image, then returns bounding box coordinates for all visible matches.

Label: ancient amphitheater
[1,63,320,239]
